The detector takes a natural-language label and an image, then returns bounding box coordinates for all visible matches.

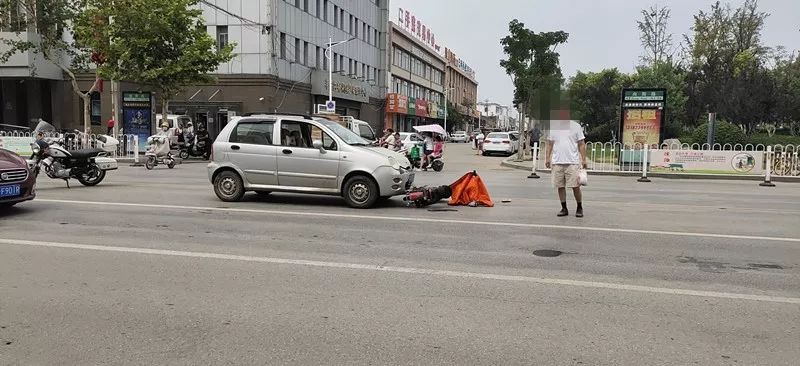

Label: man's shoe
[557,208,569,217]
[576,208,584,218]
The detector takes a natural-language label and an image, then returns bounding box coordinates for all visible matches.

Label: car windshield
[455,131,466,135]
[317,119,370,146]
[34,120,57,133]
[487,133,507,139]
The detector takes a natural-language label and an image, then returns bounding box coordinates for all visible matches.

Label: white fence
[531,141,800,178]
[0,131,140,160]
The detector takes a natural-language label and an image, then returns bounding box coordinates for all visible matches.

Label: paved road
[1,143,799,365]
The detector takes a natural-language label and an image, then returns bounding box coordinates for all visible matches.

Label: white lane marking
[2,238,798,305]
[36,198,800,243]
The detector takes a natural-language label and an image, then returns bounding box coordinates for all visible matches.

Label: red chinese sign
[386,93,408,114]
[397,8,439,52]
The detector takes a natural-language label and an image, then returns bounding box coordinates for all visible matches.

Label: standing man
[106,117,116,135]
[545,116,588,217]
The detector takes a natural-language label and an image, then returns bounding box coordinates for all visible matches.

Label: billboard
[650,149,765,175]
[122,92,152,152]
[619,88,666,149]
[0,136,34,155]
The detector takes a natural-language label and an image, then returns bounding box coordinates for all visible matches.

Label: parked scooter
[145,135,176,170]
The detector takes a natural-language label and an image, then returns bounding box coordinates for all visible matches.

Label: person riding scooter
[195,124,211,159]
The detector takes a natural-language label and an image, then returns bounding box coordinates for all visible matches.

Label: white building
[477,100,513,131]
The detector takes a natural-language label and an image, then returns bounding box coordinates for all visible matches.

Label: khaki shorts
[552,164,581,188]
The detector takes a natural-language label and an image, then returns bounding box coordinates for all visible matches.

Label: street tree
[0,0,101,136]
[567,69,632,142]
[637,5,674,65]
[75,0,234,128]
[500,19,568,159]
[771,53,800,136]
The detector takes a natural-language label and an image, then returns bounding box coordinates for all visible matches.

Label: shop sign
[428,101,438,119]
[445,48,476,79]
[386,93,408,114]
[311,71,369,103]
[407,97,416,115]
[415,99,428,117]
[0,136,33,155]
[397,8,440,52]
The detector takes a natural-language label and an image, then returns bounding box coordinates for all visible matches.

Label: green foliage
[632,61,689,134]
[567,68,631,136]
[746,133,800,146]
[692,121,746,145]
[74,0,235,102]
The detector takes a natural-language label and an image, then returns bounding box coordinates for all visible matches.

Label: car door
[276,119,341,191]
[226,119,278,186]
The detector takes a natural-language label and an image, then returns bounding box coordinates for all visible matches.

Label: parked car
[398,132,425,150]
[0,148,36,208]
[208,114,414,208]
[450,131,468,143]
[482,132,519,156]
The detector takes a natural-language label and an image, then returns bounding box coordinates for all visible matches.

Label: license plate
[493,141,501,144]
[0,184,21,198]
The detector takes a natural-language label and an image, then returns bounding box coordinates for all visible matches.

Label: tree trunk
[81,93,92,146]
[161,95,170,129]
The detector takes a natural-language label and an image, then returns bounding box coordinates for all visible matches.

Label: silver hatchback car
[207,114,414,208]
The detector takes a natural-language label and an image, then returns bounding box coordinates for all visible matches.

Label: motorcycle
[399,145,444,172]
[28,121,119,187]
[179,135,210,160]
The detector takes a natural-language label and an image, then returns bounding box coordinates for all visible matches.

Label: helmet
[161,123,169,128]
[187,122,193,126]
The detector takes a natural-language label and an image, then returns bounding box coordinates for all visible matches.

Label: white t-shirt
[547,120,585,164]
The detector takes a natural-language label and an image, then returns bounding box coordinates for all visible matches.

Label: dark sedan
[0,147,36,208]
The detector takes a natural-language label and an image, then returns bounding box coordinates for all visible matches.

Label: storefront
[385,93,445,132]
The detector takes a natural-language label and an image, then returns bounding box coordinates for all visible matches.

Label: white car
[482,132,519,156]
[450,131,468,143]
[398,132,425,150]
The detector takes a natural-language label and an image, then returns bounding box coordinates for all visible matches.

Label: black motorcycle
[180,135,211,160]
[29,127,119,187]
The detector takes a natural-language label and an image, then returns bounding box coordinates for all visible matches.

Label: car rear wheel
[214,171,245,202]
[343,175,379,209]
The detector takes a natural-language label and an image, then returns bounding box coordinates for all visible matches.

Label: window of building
[340,9,344,30]
[374,29,379,46]
[333,52,338,72]
[349,15,354,35]
[303,0,308,12]
[317,46,323,69]
[280,33,287,59]
[323,0,328,21]
[216,26,228,50]
[295,38,301,64]
[363,23,367,41]
[295,0,300,8]
[362,64,366,80]
[339,55,344,73]
[393,48,401,66]
[354,19,359,38]
[315,0,320,17]
[303,41,309,66]
[349,59,354,76]
[333,5,338,27]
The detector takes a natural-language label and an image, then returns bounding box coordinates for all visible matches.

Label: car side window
[410,134,421,142]
[230,120,274,145]
[310,125,338,151]
[280,121,311,148]
[358,124,374,140]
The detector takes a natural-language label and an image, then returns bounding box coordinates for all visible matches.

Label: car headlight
[387,156,401,170]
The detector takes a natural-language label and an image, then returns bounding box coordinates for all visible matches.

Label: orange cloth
[448,171,494,207]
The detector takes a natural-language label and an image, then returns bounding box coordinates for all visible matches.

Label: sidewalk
[501,156,800,182]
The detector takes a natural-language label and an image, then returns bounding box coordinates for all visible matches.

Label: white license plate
[0,184,21,198]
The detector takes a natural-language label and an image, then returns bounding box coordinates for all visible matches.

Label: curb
[501,157,800,183]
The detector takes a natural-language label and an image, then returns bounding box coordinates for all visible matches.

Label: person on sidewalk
[545,116,588,217]
[106,117,116,135]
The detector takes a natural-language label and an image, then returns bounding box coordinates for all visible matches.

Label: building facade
[2,0,390,136]
[477,100,514,131]
[444,48,479,132]
[384,21,446,133]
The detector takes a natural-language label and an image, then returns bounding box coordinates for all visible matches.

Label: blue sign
[326,100,336,112]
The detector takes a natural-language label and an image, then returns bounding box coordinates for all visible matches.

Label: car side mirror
[312,139,326,153]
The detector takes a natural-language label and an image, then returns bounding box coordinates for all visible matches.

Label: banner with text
[650,149,766,175]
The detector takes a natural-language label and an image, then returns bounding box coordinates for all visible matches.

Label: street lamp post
[325,37,356,108]
[443,87,455,135]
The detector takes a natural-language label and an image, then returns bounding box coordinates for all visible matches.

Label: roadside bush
[746,133,800,147]
[692,121,746,146]
[585,123,613,142]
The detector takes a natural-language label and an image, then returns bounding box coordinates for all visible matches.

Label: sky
[390,0,800,109]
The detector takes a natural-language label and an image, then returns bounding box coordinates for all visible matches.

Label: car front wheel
[213,170,245,202]
[343,175,379,209]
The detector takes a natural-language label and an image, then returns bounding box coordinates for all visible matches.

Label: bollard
[637,144,651,182]
[130,135,144,167]
[528,142,540,179]
[759,146,775,187]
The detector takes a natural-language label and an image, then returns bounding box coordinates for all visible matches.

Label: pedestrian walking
[545,116,588,217]
[106,117,116,135]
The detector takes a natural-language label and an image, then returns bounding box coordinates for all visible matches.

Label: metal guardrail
[529,141,800,178]
[0,131,139,160]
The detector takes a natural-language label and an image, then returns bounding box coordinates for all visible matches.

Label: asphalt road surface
[2,144,799,365]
